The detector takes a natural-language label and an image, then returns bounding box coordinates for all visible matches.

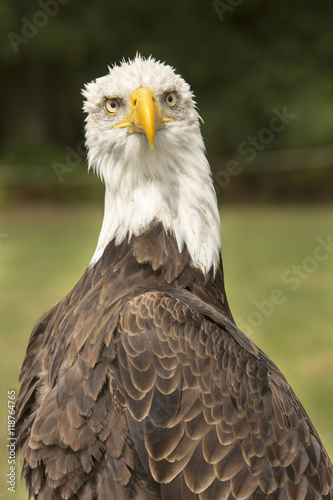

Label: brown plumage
[17,56,333,499]
[17,225,333,499]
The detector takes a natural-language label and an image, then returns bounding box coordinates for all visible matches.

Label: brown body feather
[17,223,333,499]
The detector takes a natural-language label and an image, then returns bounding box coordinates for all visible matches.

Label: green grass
[0,203,332,498]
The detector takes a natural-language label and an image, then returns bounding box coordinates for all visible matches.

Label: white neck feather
[88,123,221,276]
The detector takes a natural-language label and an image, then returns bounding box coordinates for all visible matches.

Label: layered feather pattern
[17,226,333,499]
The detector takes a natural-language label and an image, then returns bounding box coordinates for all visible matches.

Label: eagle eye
[165,92,177,108]
[105,98,120,115]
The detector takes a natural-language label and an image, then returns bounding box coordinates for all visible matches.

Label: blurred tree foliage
[1,0,333,201]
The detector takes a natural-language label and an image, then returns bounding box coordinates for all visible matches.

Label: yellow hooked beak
[114,88,172,149]
[131,88,160,149]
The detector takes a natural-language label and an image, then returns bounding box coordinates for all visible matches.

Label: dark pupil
[111,101,116,108]
[168,95,173,102]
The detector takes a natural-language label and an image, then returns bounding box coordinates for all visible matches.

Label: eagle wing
[17,287,333,499]
[111,289,333,499]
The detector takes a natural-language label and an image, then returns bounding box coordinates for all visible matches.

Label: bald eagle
[17,56,332,500]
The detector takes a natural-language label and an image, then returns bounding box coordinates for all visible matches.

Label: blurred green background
[1,0,333,201]
[1,0,333,497]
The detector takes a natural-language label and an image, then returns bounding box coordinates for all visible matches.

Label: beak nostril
[133,99,137,106]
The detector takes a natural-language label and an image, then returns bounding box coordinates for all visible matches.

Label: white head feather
[83,55,221,275]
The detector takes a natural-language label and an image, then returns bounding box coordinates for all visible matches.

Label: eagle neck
[89,143,221,276]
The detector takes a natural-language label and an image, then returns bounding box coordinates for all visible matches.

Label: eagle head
[82,55,221,275]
